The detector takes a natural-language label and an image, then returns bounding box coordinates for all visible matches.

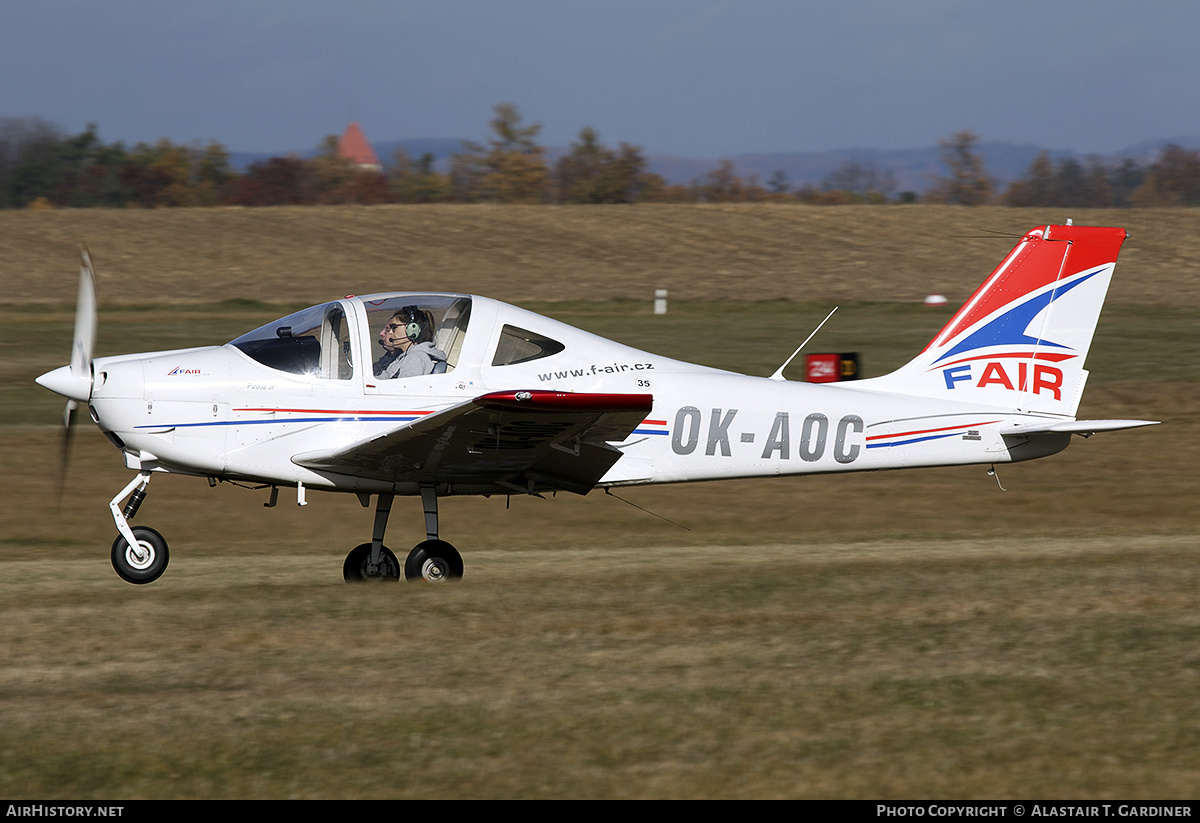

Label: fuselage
[83,292,1065,496]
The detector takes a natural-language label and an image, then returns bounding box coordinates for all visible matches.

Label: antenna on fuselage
[604,489,691,531]
[768,307,838,382]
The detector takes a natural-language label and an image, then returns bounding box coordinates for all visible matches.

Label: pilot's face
[379,316,411,352]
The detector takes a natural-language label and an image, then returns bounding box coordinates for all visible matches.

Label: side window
[491,325,565,366]
[364,297,471,379]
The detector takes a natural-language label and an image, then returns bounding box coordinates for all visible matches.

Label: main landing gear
[109,472,169,584]
[343,486,464,584]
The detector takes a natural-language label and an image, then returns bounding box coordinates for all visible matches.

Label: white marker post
[654,289,668,315]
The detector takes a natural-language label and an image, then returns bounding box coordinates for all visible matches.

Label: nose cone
[36,365,92,402]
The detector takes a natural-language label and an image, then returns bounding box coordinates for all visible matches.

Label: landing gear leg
[421,484,438,543]
[343,493,400,581]
[405,486,463,583]
[109,471,170,584]
[371,492,394,566]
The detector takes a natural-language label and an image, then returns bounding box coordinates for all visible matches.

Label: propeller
[35,249,98,497]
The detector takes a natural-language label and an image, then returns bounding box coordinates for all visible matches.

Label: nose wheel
[111,526,170,585]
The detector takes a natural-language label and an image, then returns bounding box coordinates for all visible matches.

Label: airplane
[36,222,1158,585]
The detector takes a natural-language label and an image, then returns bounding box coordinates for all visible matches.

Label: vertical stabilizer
[870,225,1127,417]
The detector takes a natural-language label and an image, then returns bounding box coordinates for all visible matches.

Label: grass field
[0,205,1196,798]
[3,204,1200,307]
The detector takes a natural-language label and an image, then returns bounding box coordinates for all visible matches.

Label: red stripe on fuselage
[867,420,1003,442]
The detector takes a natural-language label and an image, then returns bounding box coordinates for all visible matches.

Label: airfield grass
[3,204,1200,308]
[0,205,1197,798]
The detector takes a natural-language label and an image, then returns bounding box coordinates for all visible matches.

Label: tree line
[924,130,1200,208]
[3,110,1199,209]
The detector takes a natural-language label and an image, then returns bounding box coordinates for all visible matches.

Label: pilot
[373,306,448,378]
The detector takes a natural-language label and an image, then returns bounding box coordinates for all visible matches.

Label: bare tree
[926,130,993,205]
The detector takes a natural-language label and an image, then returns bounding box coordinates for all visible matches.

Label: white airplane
[37,223,1157,585]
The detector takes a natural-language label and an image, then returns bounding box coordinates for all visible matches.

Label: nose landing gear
[109,472,169,584]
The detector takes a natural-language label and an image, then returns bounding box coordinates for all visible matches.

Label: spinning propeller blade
[38,249,99,498]
[57,399,78,502]
[36,250,98,404]
[70,249,97,387]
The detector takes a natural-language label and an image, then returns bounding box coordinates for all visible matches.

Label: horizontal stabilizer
[1000,419,1159,436]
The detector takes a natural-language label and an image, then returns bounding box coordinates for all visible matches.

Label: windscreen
[229,302,354,379]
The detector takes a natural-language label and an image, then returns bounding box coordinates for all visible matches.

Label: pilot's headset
[398,305,432,344]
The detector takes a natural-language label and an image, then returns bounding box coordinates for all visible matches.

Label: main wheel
[343,543,401,582]
[405,540,463,583]
[111,526,170,585]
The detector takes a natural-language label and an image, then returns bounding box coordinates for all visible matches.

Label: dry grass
[2,519,1198,798]
[1,205,1196,798]
[2,205,1200,307]
[0,385,1192,798]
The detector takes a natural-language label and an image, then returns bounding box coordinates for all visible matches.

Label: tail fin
[871,224,1128,417]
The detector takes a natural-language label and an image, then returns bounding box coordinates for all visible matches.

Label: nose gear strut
[108,471,170,584]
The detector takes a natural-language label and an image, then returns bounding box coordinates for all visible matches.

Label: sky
[3,0,1199,158]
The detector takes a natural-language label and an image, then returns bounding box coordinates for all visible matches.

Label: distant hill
[230,135,1200,195]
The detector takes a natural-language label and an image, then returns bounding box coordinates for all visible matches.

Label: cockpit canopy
[229,295,472,380]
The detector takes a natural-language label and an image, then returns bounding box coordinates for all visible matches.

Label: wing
[292,390,653,495]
